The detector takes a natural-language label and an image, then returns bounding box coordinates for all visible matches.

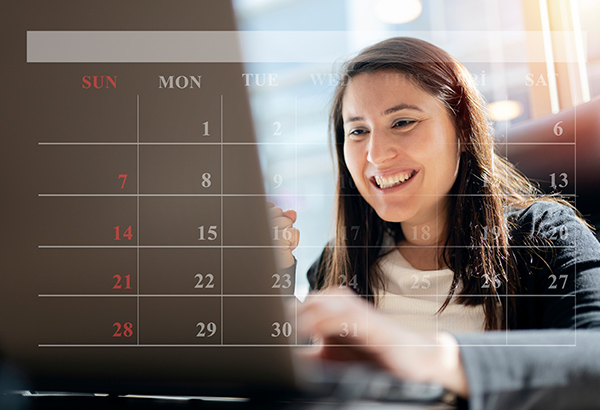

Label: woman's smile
[372,169,418,189]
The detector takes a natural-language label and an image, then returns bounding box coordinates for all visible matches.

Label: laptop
[1,0,444,406]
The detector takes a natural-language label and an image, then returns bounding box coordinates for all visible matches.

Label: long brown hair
[319,37,572,330]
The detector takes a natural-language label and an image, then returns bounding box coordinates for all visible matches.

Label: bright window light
[375,0,422,24]
[488,100,524,121]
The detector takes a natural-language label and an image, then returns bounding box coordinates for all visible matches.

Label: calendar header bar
[27,31,586,63]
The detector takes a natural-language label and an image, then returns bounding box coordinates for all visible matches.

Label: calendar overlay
[31,68,300,350]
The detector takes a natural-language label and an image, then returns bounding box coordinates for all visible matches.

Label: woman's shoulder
[506,200,592,244]
[506,199,575,220]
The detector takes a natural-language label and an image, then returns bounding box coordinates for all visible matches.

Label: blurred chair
[505,97,600,240]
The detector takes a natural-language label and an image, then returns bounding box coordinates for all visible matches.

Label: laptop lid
[2,0,304,398]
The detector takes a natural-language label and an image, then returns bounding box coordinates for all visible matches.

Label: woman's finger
[271,216,293,230]
[282,209,297,223]
[268,205,284,219]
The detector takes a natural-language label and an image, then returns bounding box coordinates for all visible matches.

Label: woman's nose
[366,131,397,165]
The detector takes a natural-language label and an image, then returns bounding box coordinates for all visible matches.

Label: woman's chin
[373,207,414,224]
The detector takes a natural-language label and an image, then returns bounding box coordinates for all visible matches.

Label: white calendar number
[412,225,431,241]
[548,274,569,290]
[338,274,358,289]
[196,322,217,337]
[272,273,292,289]
[201,173,212,188]
[553,121,564,137]
[547,225,569,240]
[198,225,218,241]
[482,275,502,289]
[273,174,283,189]
[340,322,359,338]
[194,273,215,289]
[483,225,502,241]
[272,226,292,241]
[342,225,361,241]
[271,322,292,338]
[410,274,431,289]
[549,173,568,189]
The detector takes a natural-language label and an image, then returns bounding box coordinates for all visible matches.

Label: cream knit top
[377,247,486,334]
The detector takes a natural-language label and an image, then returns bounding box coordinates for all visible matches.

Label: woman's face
[342,70,461,227]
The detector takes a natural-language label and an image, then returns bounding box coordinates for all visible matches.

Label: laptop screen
[2,0,302,397]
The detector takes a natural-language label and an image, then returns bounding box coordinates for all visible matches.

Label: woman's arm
[510,201,600,329]
[298,289,600,410]
[455,329,600,410]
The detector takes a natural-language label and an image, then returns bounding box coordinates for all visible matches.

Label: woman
[270,37,600,408]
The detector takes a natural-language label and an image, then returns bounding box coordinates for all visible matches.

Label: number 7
[118,174,128,189]
[559,274,569,289]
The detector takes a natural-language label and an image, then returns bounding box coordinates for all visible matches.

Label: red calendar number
[113,274,131,289]
[114,225,133,240]
[118,174,128,189]
[112,322,133,338]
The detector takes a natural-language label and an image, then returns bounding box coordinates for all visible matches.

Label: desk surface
[3,393,455,410]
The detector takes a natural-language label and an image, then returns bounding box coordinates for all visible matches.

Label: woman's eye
[348,129,368,138]
[393,119,416,128]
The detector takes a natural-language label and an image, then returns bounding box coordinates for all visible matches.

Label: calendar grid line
[37,141,577,146]
[37,294,576,298]
[37,343,578,348]
[37,245,577,249]
[505,107,509,345]
[435,169,439,344]
[137,94,140,345]
[574,102,578,345]
[220,94,224,346]
[294,94,298,346]
[365,206,369,346]
[37,193,579,198]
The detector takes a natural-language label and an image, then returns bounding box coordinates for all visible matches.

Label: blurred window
[574,0,600,98]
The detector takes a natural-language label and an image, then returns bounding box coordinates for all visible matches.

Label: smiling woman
[317,37,569,331]
[270,37,600,408]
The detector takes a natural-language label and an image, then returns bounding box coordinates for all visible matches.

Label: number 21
[113,274,131,289]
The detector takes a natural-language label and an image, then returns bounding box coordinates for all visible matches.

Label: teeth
[375,171,414,189]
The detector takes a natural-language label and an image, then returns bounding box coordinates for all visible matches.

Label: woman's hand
[267,202,300,269]
[297,288,469,398]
